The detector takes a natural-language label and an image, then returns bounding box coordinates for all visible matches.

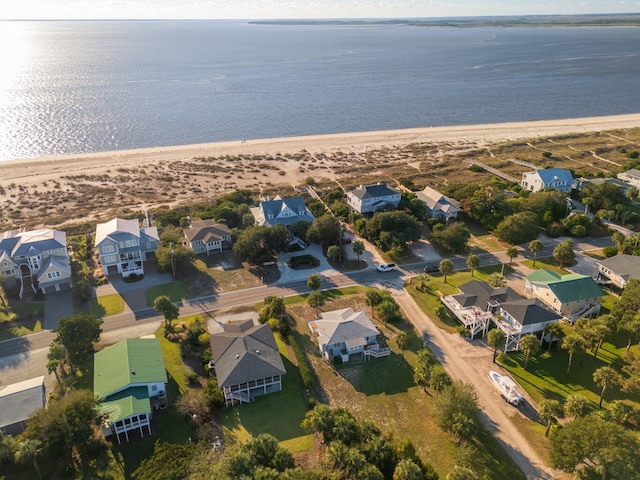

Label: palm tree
[528,239,544,267]
[365,289,382,318]
[487,329,506,363]
[439,259,454,283]
[519,334,540,370]
[301,405,335,443]
[539,399,564,436]
[564,394,589,419]
[14,439,42,479]
[562,333,585,376]
[506,246,519,268]
[541,322,565,352]
[593,366,622,408]
[396,331,409,357]
[352,240,364,263]
[307,291,325,316]
[413,361,431,393]
[153,295,179,331]
[306,274,321,292]
[582,196,594,216]
[466,254,480,277]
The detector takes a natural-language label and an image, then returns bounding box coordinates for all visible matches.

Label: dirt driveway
[395,291,564,480]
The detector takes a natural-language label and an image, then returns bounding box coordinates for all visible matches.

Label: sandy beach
[1,113,639,230]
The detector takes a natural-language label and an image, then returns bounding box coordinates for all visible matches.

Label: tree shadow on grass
[336,352,414,396]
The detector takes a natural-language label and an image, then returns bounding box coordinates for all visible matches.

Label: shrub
[603,246,618,258]
[205,376,225,409]
[287,332,313,388]
[456,325,470,337]
[185,367,199,386]
[201,347,213,366]
[468,164,485,173]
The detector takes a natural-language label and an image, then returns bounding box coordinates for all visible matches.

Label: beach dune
[1,113,639,229]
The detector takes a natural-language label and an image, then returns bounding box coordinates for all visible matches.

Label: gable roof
[95,218,141,246]
[0,229,66,258]
[500,299,562,326]
[598,254,640,282]
[349,183,400,200]
[184,221,231,243]
[255,196,315,227]
[210,320,286,389]
[0,376,45,429]
[94,338,167,399]
[529,168,573,184]
[98,386,151,423]
[526,269,604,303]
[619,168,640,178]
[453,281,521,308]
[415,186,461,213]
[312,308,379,348]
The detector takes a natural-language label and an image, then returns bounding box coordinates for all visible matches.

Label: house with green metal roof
[94,338,168,444]
[524,269,604,322]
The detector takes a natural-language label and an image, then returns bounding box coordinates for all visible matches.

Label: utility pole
[170,242,176,280]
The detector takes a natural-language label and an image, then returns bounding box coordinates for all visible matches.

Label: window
[47,271,61,279]
[151,384,157,392]
[124,239,137,248]
[102,245,115,254]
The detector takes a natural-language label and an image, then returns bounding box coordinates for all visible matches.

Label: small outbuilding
[0,376,46,434]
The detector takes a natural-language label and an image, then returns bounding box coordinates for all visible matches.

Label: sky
[1,0,639,20]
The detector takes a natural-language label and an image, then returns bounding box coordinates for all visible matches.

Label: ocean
[1,20,640,161]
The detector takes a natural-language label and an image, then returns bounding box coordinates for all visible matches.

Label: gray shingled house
[183,220,231,255]
[346,183,401,214]
[597,254,640,290]
[210,320,286,406]
[250,196,315,228]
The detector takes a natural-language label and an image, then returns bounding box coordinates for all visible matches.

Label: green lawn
[146,281,186,306]
[522,257,570,274]
[221,334,312,451]
[89,293,125,317]
[0,298,45,340]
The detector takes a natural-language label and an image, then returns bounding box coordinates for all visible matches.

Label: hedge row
[287,332,314,388]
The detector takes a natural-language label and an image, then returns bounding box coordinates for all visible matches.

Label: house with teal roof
[524,269,604,322]
[94,338,168,444]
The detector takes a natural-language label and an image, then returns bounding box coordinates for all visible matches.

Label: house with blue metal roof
[521,168,573,193]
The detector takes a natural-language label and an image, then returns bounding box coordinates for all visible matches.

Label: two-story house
[183,220,231,256]
[95,218,159,278]
[0,229,71,298]
[346,183,401,214]
[415,186,461,222]
[596,254,640,291]
[94,338,168,444]
[524,269,604,322]
[250,196,315,228]
[521,168,573,193]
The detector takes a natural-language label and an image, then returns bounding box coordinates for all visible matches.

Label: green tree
[47,342,67,384]
[327,245,345,263]
[23,389,106,470]
[307,215,341,246]
[576,317,610,357]
[413,349,436,393]
[365,211,423,252]
[155,243,194,277]
[564,394,589,420]
[306,274,321,292]
[439,259,454,283]
[494,211,540,245]
[258,295,285,324]
[528,239,544,267]
[593,366,622,408]
[52,313,102,369]
[153,295,179,332]
[428,366,451,392]
[301,405,336,443]
[430,222,471,254]
[365,289,383,318]
[396,331,409,357]
[550,414,640,478]
[14,439,42,480]
[519,334,540,370]
[562,333,585,376]
[393,459,424,480]
[352,240,364,263]
[539,399,564,436]
[541,321,565,352]
[378,299,401,325]
[487,329,506,363]
[487,272,505,287]
[234,225,289,264]
[553,239,575,268]
[307,291,325,316]
[506,246,519,267]
[432,381,479,441]
[618,314,640,353]
[466,254,480,277]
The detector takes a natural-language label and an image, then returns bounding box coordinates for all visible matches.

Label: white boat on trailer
[488,370,524,406]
